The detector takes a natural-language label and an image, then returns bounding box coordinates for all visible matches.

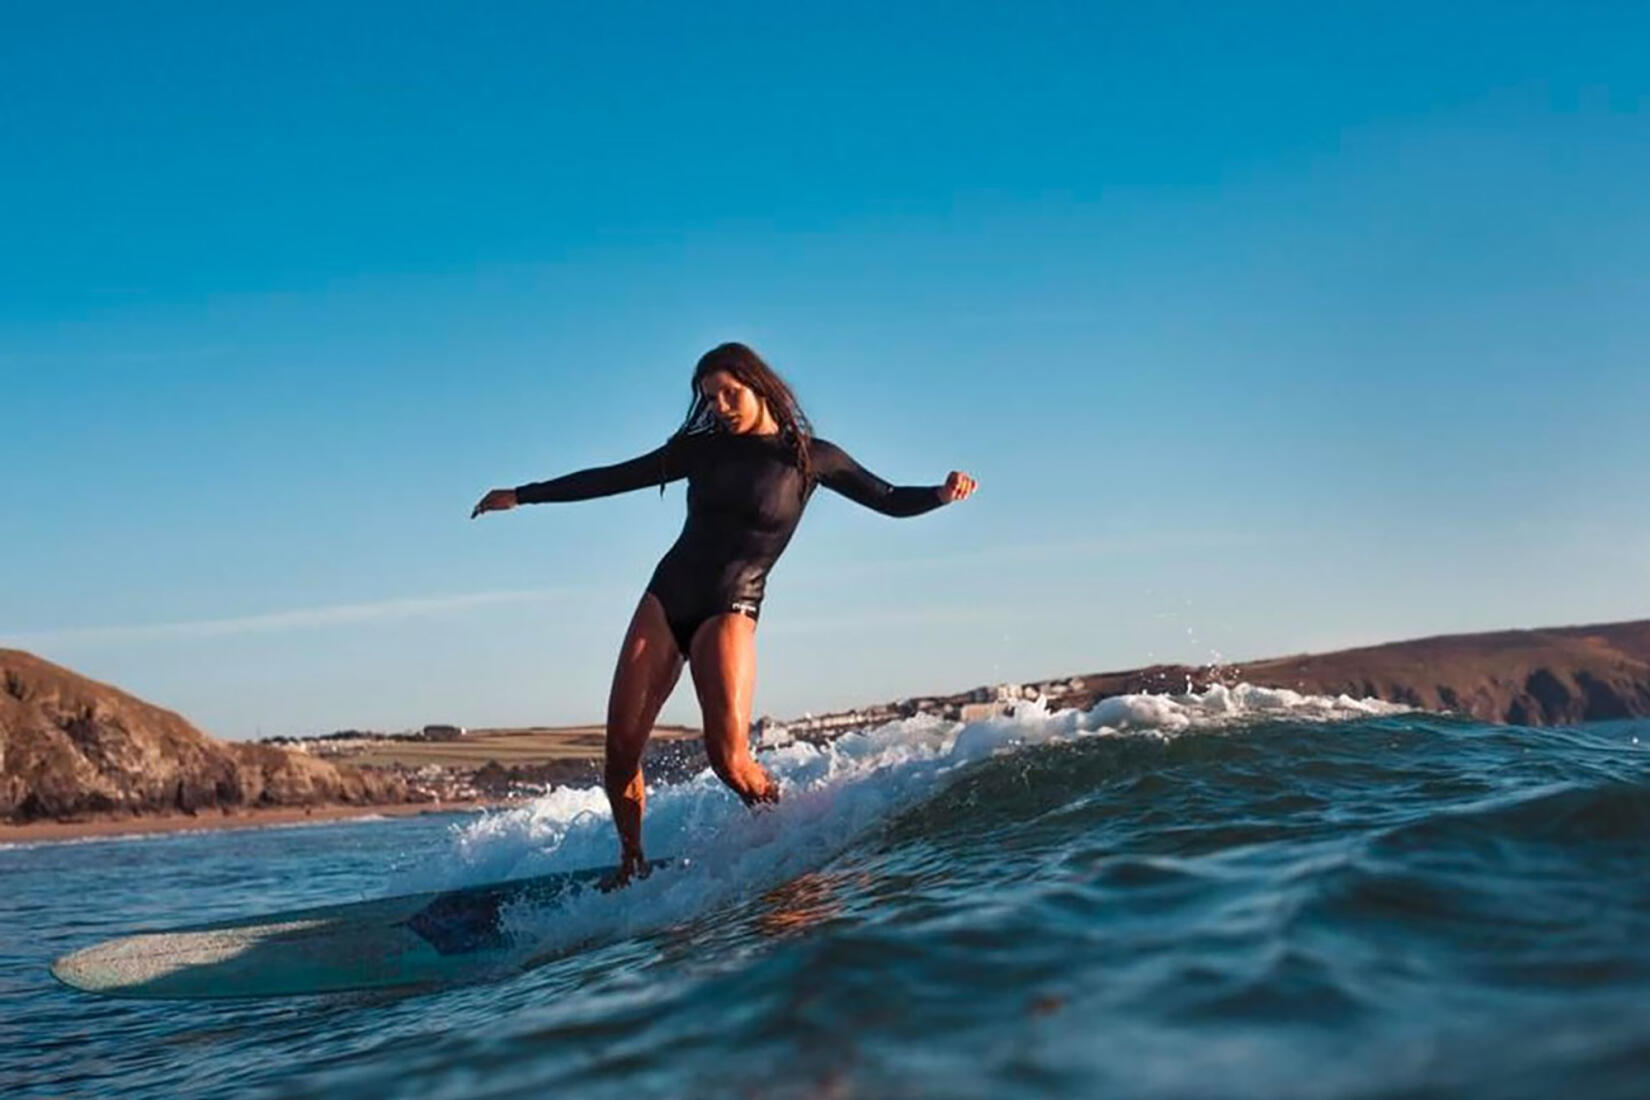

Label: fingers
[470,489,512,519]
[943,471,978,502]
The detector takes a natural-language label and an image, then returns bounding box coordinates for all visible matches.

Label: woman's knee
[606,728,646,771]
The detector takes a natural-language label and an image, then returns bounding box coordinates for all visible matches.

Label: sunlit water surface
[6,686,1650,1099]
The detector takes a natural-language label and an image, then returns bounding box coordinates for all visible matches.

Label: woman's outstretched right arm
[471,441,689,518]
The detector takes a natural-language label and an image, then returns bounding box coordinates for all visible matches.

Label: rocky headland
[1,648,408,825]
[1065,619,1650,726]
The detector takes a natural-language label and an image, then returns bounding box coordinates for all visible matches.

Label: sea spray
[395,685,1408,961]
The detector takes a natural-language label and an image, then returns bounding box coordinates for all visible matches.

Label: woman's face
[699,370,771,434]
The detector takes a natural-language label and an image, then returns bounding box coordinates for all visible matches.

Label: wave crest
[383,685,1405,961]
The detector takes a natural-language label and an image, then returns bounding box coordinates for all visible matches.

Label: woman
[472,343,977,887]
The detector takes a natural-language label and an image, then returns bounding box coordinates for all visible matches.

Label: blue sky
[3,2,1646,738]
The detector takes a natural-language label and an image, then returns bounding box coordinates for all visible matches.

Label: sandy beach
[0,799,517,845]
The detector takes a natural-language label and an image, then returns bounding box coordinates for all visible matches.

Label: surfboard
[50,860,671,1000]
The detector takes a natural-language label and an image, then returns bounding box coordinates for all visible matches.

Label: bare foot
[740,774,781,809]
[598,849,651,893]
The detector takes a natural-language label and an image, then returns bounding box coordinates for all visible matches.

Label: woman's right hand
[470,488,518,519]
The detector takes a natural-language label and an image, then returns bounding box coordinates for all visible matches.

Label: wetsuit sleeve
[810,438,946,518]
[514,441,688,504]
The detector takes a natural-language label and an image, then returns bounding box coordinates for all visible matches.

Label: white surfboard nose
[51,927,268,994]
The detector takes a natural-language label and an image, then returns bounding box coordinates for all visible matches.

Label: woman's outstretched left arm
[811,438,977,517]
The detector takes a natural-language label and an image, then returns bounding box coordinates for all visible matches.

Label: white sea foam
[0,831,162,853]
[391,685,1406,962]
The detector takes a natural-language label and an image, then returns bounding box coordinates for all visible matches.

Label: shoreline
[0,799,521,846]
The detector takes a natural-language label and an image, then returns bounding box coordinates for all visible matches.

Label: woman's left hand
[939,471,978,503]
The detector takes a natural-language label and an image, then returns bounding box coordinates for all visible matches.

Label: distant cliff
[1069,620,1650,726]
[0,649,408,824]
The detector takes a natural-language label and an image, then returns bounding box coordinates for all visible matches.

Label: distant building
[421,724,467,741]
[959,701,1006,722]
[754,715,793,747]
[989,683,1023,704]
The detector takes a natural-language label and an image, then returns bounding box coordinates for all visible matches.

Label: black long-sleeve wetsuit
[514,431,945,655]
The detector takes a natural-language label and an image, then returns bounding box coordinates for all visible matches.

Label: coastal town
[246,611,1650,808]
[258,677,1093,803]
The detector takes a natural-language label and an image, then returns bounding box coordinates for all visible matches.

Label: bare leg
[689,613,779,806]
[604,593,684,884]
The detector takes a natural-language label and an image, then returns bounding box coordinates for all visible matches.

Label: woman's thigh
[687,612,758,744]
[606,593,684,752]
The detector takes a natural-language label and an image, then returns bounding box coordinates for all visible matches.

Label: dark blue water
[6,687,1650,1098]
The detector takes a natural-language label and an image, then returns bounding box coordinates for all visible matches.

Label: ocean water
[5,685,1650,1099]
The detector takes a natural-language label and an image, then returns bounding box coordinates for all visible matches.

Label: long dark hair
[664,342,814,489]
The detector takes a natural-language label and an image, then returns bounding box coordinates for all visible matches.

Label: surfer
[472,343,977,888]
